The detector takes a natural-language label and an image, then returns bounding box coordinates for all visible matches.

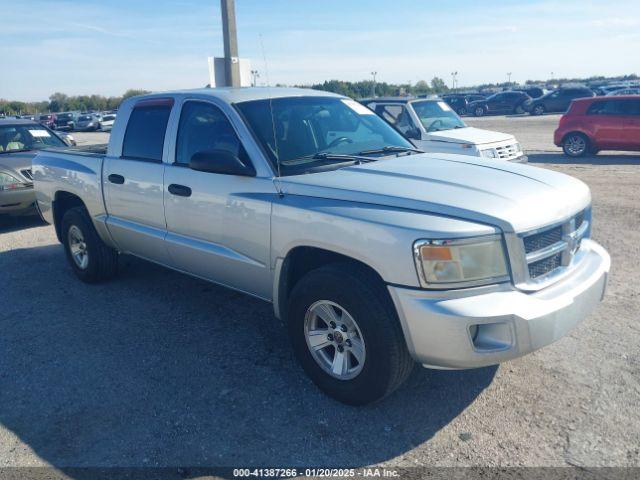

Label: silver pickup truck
[34,88,610,405]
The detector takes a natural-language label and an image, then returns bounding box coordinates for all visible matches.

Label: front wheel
[532,104,545,116]
[474,106,485,117]
[457,107,467,116]
[562,133,590,157]
[288,263,414,405]
[61,206,119,283]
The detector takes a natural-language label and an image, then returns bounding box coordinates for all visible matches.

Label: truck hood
[428,127,514,145]
[279,153,590,233]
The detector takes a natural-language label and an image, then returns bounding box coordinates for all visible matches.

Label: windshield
[411,101,466,132]
[236,96,414,176]
[0,124,66,153]
[79,115,92,121]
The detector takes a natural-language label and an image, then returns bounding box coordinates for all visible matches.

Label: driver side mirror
[189,150,256,177]
[404,128,422,140]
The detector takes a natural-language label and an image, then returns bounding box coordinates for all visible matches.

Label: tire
[531,104,545,116]
[562,132,590,158]
[457,107,467,116]
[61,206,118,283]
[514,105,525,114]
[287,262,414,405]
[473,106,485,117]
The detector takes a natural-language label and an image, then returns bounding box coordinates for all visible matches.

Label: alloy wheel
[304,300,366,380]
[68,225,89,270]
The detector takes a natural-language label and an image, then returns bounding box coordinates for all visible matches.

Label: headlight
[413,236,509,288]
[0,172,26,191]
[481,148,498,158]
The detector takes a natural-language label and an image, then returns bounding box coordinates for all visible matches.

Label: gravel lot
[1,115,638,473]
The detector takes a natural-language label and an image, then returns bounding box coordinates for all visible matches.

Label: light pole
[507,72,512,85]
[250,69,260,87]
[371,71,378,97]
[451,71,458,90]
[220,0,241,87]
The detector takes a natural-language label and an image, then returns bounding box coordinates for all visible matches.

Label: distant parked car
[361,97,527,162]
[607,88,640,96]
[38,114,57,129]
[75,113,102,131]
[441,93,486,115]
[99,113,116,132]
[467,91,531,116]
[513,87,546,99]
[554,96,640,157]
[54,112,78,131]
[525,87,595,115]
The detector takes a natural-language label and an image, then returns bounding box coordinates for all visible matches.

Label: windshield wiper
[357,145,424,156]
[310,152,377,164]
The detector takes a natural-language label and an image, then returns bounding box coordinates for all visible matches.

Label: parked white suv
[362,97,527,162]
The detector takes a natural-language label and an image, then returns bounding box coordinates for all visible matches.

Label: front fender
[271,195,498,289]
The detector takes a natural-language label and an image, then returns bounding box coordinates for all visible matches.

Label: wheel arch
[52,191,87,243]
[273,246,389,321]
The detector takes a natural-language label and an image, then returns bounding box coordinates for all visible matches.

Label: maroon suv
[38,114,57,130]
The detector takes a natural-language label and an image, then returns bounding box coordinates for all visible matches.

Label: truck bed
[51,143,108,157]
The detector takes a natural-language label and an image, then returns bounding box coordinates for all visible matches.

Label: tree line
[2,73,637,115]
[0,89,150,116]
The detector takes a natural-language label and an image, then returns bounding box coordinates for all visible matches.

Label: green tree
[430,77,449,94]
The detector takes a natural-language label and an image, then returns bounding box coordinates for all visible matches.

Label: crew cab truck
[33,88,610,405]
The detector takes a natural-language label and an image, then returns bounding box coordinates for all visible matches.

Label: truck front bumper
[388,239,610,369]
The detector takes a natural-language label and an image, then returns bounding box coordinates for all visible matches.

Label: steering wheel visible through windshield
[411,100,467,132]
[236,96,416,176]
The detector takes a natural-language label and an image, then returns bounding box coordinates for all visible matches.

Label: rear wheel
[474,106,485,117]
[61,206,119,283]
[562,133,590,157]
[288,263,414,405]
[457,107,467,116]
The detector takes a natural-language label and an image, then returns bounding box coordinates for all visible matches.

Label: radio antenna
[260,34,282,186]
[259,34,271,87]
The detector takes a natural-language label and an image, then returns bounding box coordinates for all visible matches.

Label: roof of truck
[133,87,344,104]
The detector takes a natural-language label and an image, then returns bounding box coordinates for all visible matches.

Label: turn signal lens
[418,245,453,261]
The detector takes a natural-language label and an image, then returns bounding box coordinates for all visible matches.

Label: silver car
[0,119,67,216]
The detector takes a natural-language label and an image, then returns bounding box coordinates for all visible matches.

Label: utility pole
[451,71,458,90]
[220,0,241,87]
[371,71,378,97]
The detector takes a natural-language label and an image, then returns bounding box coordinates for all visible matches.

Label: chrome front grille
[523,225,562,254]
[495,143,519,160]
[21,169,33,181]
[520,209,589,282]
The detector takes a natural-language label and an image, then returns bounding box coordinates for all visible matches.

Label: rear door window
[587,100,631,116]
[122,99,174,162]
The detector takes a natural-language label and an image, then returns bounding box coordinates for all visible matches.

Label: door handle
[168,184,192,197]
[108,174,125,184]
